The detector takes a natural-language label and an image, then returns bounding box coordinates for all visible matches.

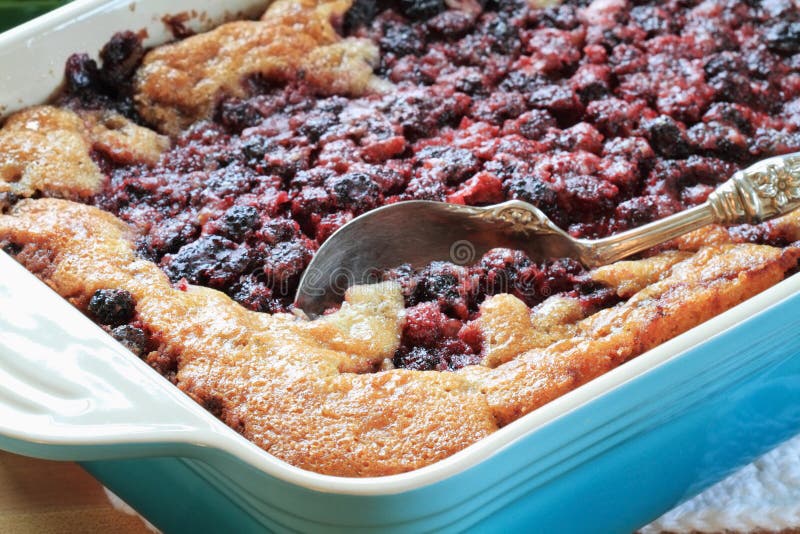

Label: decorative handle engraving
[476,201,561,236]
[708,154,800,224]
[582,152,800,266]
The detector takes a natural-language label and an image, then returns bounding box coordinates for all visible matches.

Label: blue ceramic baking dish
[1,1,800,532]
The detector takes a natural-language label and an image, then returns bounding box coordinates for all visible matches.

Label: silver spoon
[295,152,800,317]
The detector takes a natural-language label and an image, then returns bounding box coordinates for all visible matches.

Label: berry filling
[41,0,800,370]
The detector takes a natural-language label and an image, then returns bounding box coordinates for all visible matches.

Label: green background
[0,1,71,32]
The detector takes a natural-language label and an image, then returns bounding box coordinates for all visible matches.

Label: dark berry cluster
[78,0,800,370]
[60,31,145,120]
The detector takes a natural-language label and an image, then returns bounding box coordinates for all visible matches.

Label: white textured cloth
[643,434,800,533]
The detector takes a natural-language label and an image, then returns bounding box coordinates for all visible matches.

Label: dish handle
[0,253,227,461]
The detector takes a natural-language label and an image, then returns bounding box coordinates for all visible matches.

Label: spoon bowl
[294,200,581,315]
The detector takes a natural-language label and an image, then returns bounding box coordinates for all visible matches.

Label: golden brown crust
[134,0,380,135]
[0,106,104,199]
[590,250,693,298]
[2,197,797,475]
[82,109,169,166]
[0,106,168,199]
[478,249,695,367]
[461,244,800,426]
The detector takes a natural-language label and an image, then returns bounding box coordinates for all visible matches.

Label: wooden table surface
[0,451,151,533]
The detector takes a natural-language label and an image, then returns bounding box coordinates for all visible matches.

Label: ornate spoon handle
[582,152,800,267]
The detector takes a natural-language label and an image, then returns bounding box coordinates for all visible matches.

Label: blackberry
[479,248,533,298]
[217,98,262,132]
[241,136,270,161]
[642,116,690,159]
[506,176,559,210]
[0,192,20,214]
[110,325,147,358]
[64,53,101,94]
[398,0,445,20]
[765,21,800,55]
[218,205,260,241]
[98,31,145,86]
[330,172,381,212]
[455,70,487,95]
[298,112,338,142]
[426,10,476,38]
[408,262,471,316]
[164,236,252,288]
[537,5,579,30]
[256,218,300,245]
[615,195,682,228]
[500,71,547,93]
[515,110,557,140]
[1,242,22,256]
[393,346,438,371]
[381,25,425,57]
[483,13,518,53]
[262,239,312,287]
[470,91,528,125]
[408,264,455,299]
[415,146,481,184]
[704,51,744,79]
[88,289,136,326]
[629,6,671,37]
[343,0,377,33]
[528,84,582,118]
[231,276,283,313]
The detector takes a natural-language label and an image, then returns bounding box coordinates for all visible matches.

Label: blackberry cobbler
[2,0,800,476]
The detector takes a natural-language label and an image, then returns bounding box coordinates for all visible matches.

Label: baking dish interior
[1,0,800,498]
